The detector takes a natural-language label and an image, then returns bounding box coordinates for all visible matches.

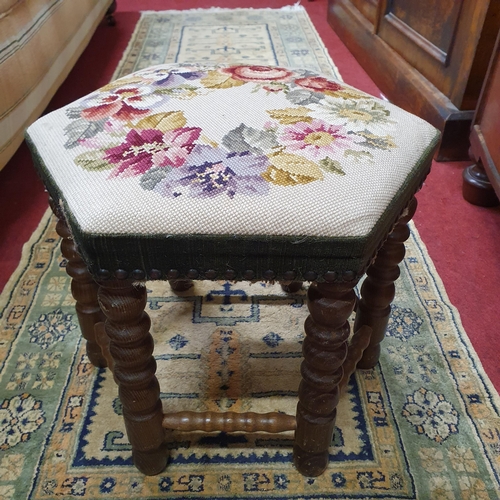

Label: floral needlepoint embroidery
[402,388,459,442]
[0,394,45,450]
[64,64,399,199]
[149,145,270,198]
[221,65,294,82]
[280,119,358,159]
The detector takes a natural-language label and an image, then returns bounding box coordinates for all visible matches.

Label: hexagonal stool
[26,63,439,477]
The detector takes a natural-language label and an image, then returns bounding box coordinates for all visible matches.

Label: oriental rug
[1,7,499,500]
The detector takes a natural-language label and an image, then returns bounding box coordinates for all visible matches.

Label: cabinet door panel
[389,0,462,57]
[377,0,490,106]
[350,0,380,25]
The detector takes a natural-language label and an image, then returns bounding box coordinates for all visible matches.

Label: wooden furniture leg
[106,0,117,26]
[50,201,107,367]
[169,279,194,292]
[294,280,357,477]
[97,279,167,475]
[462,159,500,207]
[281,281,303,293]
[355,197,417,369]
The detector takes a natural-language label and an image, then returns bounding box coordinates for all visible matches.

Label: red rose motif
[295,76,343,94]
[221,65,294,82]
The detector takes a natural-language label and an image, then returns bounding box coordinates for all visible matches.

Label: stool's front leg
[97,279,167,475]
[51,201,107,367]
[294,281,357,477]
[355,197,417,369]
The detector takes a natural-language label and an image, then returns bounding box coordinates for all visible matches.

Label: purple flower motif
[154,70,206,86]
[105,127,201,178]
[152,145,270,198]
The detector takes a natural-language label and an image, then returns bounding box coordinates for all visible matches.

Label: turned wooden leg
[97,279,167,475]
[50,201,107,367]
[106,0,117,26]
[462,157,499,207]
[168,279,194,292]
[281,281,303,293]
[294,280,357,477]
[354,198,417,369]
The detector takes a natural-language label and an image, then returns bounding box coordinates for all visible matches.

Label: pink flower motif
[105,127,201,178]
[153,128,201,168]
[280,119,357,159]
[81,86,163,122]
[221,65,294,82]
[294,76,343,94]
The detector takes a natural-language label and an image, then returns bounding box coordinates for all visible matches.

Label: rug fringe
[139,5,306,14]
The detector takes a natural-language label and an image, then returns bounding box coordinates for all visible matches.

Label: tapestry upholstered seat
[26,63,440,477]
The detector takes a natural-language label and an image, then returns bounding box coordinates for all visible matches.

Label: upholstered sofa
[0,0,114,171]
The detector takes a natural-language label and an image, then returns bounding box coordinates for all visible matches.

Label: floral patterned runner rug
[1,7,500,499]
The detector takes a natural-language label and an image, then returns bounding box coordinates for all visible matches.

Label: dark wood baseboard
[327,1,473,162]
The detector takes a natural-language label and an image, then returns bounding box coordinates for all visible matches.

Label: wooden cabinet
[463,32,500,207]
[328,0,500,160]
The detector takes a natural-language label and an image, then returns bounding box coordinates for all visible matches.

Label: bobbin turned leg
[281,281,303,293]
[169,279,194,292]
[294,280,357,477]
[355,198,417,369]
[50,200,107,367]
[97,279,167,475]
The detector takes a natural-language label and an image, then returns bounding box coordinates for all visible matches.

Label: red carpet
[1,0,498,392]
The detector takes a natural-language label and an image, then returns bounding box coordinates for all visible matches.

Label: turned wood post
[168,279,194,292]
[106,0,117,26]
[294,280,357,477]
[97,278,167,475]
[355,197,417,369]
[50,200,107,367]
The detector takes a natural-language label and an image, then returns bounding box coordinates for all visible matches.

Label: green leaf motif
[344,150,375,163]
[74,149,113,171]
[319,157,345,176]
[64,119,105,149]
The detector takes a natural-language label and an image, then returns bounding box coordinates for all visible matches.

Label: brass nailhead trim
[225,269,236,280]
[115,269,128,280]
[243,270,255,280]
[303,271,317,281]
[97,269,111,280]
[263,270,275,280]
[187,269,199,279]
[149,269,162,280]
[166,269,179,280]
[131,269,145,280]
[324,271,337,282]
[204,269,217,280]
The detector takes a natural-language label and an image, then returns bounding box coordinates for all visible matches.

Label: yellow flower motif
[0,454,24,480]
[429,477,454,500]
[449,447,478,472]
[99,76,149,92]
[459,476,489,499]
[327,87,367,100]
[136,111,187,132]
[200,71,245,89]
[266,107,312,125]
[418,448,445,473]
[42,293,62,307]
[46,276,67,292]
[262,153,323,186]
